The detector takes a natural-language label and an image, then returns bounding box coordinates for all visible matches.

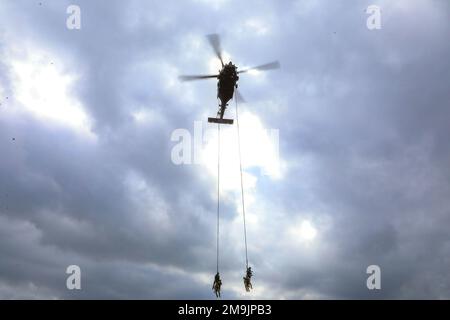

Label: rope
[216,123,220,274]
[235,97,249,269]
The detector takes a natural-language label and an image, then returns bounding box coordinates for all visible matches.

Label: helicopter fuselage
[216,63,239,118]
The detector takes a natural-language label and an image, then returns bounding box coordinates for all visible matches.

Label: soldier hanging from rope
[243,267,253,292]
[212,272,222,298]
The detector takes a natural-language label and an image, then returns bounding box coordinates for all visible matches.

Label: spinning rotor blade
[207,34,225,67]
[178,74,218,81]
[238,61,280,73]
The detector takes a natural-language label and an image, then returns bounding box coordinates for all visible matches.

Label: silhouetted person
[243,267,253,292]
[213,272,222,298]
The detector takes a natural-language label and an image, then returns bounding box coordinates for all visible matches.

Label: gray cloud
[0,0,450,299]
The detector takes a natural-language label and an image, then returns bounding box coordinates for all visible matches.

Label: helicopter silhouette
[179,34,280,124]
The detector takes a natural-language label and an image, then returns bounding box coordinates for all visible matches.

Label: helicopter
[179,34,280,125]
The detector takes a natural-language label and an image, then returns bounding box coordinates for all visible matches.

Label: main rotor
[178,34,280,82]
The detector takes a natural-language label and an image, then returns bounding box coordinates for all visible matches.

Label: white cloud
[244,18,270,36]
[8,45,94,138]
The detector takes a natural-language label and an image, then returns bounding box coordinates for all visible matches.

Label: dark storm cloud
[248,0,450,299]
[0,0,450,299]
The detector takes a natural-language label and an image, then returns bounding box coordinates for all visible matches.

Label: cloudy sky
[1,0,450,299]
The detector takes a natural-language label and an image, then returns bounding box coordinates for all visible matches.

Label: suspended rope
[212,98,253,297]
[234,97,248,268]
[212,123,222,298]
[216,123,220,274]
[235,97,253,292]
